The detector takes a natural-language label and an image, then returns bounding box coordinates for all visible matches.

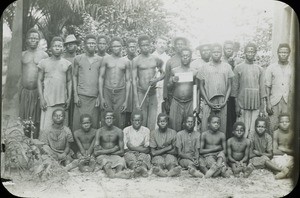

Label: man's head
[232,121,246,139]
[26,28,40,50]
[52,108,65,125]
[157,113,169,131]
[255,117,267,136]
[50,37,64,57]
[210,43,222,62]
[84,34,97,54]
[197,44,211,62]
[97,35,109,54]
[180,47,192,66]
[138,35,151,55]
[184,115,195,132]
[131,110,143,130]
[110,37,123,56]
[126,38,137,56]
[64,34,79,54]
[244,42,257,62]
[208,115,221,132]
[80,114,92,132]
[104,110,115,128]
[277,43,291,63]
[223,40,234,58]
[173,37,188,53]
[278,113,290,131]
[155,36,168,54]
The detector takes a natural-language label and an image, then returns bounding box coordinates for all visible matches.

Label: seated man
[176,115,203,177]
[227,121,254,178]
[41,109,74,166]
[94,111,131,178]
[272,113,294,179]
[199,115,229,178]
[123,110,151,177]
[249,117,282,175]
[68,114,97,172]
[150,113,181,177]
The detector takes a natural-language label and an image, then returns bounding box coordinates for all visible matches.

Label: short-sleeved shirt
[231,62,267,109]
[38,57,71,106]
[196,61,234,100]
[176,130,200,157]
[123,126,150,150]
[190,58,207,74]
[40,125,74,153]
[265,63,292,106]
[249,132,272,154]
[74,54,102,97]
[150,128,177,149]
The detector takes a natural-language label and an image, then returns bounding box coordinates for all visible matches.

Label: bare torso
[172,66,195,100]
[277,130,293,152]
[76,129,96,150]
[203,131,224,150]
[22,50,48,89]
[136,55,159,90]
[99,127,120,149]
[103,55,128,88]
[229,138,249,161]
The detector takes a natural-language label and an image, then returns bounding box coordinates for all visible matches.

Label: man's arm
[74,131,86,156]
[73,58,81,107]
[240,140,250,163]
[151,145,173,156]
[37,67,47,111]
[112,130,125,156]
[199,79,214,109]
[273,131,284,155]
[121,60,131,112]
[65,65,72,109]
[87,135,96,156]
[220,77,232,108]
[150,57,165,85]
[127,143,149,153]
[99,57,107,109]
[132,58,140,108]
[227,139,238,163]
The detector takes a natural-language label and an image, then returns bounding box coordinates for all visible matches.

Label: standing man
[73,34,102,131]
[152,36,170,120]
[132,35,164,131]
[97,35,109,57]
[197,43,234,134]
[163,37,188,115]
[222,41,242,139]
[125,38,138,127]
[63,34,79,131]
[168,48,197,131]
[37,37,72,136]
[191,43,211,73]
[20,28,48,138]
[99,37,131,129]
[265,43,293,133]
[231,43,266,138]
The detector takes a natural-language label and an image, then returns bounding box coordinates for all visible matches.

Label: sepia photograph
[1,0,299,197]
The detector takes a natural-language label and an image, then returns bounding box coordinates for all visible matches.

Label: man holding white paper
[168,48,197,131]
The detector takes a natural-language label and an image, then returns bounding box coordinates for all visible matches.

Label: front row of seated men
[40,108,294,179]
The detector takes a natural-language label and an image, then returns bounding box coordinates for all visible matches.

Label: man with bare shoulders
[99,37,131,129]
[272,114,294,179]
[227,121,254,178]
[73,34,102,131]
[199,115,229,178]
[66,114,97,172]
[94,111,131,178]
[20,28,48,138]
[168,48,197,131]
[132,35,164,131]
[163,37,188,114]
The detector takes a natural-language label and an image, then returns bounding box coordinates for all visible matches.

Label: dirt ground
[3,168,295,198]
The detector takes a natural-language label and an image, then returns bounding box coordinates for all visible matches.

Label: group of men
[19,28,294,179]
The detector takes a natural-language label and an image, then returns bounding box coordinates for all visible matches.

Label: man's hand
[101,99,108,109]
[236,105,242,117]
[40,98,47,111]
[95,97,100,107]
[64,98,71,110]
[149,78,157,87]
[253,149,262,156]
[266,102,273,115]
[120,102,127,113]
[172,76,179,83]
[74,95,81,107]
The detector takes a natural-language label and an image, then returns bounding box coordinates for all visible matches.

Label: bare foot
[189,168,204,178]
[167,167,181,177]
[205,164,218,178]
[114,171,134,179]
[243,165,254,178]
[153,167,168,177]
